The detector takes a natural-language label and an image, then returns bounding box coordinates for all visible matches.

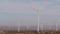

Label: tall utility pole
[33,8,40,33]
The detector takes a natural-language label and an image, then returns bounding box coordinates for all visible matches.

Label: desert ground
[0,31,60,34]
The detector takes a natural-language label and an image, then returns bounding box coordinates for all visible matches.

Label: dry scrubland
[0,32,60,34]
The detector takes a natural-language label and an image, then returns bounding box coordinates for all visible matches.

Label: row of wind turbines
[17,8,59,33]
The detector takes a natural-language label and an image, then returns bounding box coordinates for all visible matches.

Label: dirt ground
[0,32,60,34]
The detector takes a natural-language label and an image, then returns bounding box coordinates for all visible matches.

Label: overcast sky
[0,0,60,26]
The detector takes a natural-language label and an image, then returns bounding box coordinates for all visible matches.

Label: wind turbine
[18,21,20,32]
[33,8,40,33]
[17,16,20,32]
[56,16,58,32]
[56,16,60,32]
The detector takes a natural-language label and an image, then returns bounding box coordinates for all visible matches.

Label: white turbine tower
[18,21,20,32]
[56,16,60,32]
[33,8,40,33]
[17,16,20,32]
[56,16,58,32]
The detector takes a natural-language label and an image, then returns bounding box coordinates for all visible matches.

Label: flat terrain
[0,32,60,34]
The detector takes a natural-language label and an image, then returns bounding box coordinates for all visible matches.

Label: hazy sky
[0,0,60,26]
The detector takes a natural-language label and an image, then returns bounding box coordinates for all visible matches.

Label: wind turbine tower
[33,8,40,33]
